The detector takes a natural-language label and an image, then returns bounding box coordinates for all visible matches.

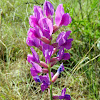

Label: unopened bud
[52,72,59,82]
[40,61,48,68]
[42,68,49,73]
[40,37,50,44]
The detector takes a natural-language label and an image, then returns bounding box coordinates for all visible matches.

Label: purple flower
[27,47,40,63]
[43,1,54,17]
[53,88,71,100]
[27,27,42,39]
[30,62,42,76]
[27,26,51,45]
[55,4,71,27]
[57,47,70,61]
[39,75,50,91]
[32,72,54,91]
[56,31,73,50]
[26,36,42,47]
[40,72,54,91]
[29,6,44,27]
[33,75,41,83]
[39,18,53,39]
[41,82,49,92]
[27,1,72,96]
[42,44,53,63]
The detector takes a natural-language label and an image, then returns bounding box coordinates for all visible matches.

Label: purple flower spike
[42,44,53,63]
[43,1,54,17]
[53,88,71,100]
[39,18,53,39]
[55,4,71,26]
[29,47,40,63]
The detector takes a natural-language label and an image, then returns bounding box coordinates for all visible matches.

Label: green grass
[0,0,100,100]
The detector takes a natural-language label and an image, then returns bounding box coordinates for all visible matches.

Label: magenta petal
[28,27,42,39]
[43,1,54,17]
[60,13,72,26]
[63,38,73,50]
[63,53,70,60]
[29,15,38,27]
[39,75,50,84]
[34,6,44,20]
[39,18,53,39]
[30,67,38,76]
[61,88,66,96]
[32,62,42,73]
[26,37,41,47]
[34,26,43,38]
[56,32,66,46]
[55,4,64,26]
[39,74,50,92]
[64,31,71,40]
[42,44,53,63]
[27,28,36,38]
[27,54,33,63]
[26,37,35,46]
[41,82,48,92]
[30,47,40,63]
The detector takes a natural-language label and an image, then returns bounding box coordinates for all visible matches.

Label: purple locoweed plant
[26,0,73,100]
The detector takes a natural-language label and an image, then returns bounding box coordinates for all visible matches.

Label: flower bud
[40,61,48,68]
[40,37,50,44]
[42,68,49,73]
[52,72,59,82]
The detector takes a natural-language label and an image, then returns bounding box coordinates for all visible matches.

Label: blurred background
[0,0,100,100]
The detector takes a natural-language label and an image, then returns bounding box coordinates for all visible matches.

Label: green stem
[48,64,53,100]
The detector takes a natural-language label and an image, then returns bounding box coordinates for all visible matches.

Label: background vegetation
[0,0,100,100]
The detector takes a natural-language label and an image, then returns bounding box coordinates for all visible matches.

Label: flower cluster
[26,0,73,100]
